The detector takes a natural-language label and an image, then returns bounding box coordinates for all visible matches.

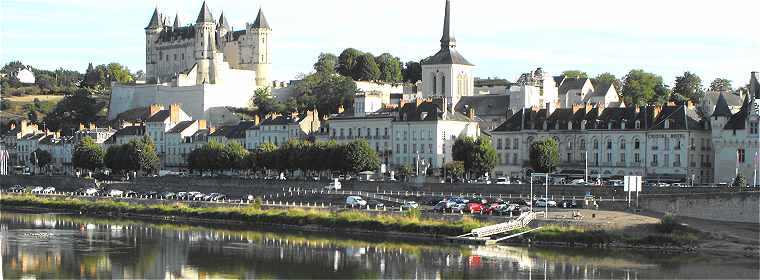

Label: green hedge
[0,195,486,236]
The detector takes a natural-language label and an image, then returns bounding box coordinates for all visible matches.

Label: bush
[656,214,680,234]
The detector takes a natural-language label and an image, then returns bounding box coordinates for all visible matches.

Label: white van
[346,196,367,207]
[495,177,510,184]
[324,179,342,190]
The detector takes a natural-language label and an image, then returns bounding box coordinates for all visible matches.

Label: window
[664,154,670,167]
[607,140,612,149]
[675,140,682,150]
[429,144,433,154]
[375,128,379,137]
[594,140,599,150]
[497,139,503,150]
[568,140,574,150]
[348,128,353,137]
[621,153,626,163]
[635,121,641,129]
[396,144,400,153]
[580,139,586,150]
[652,155,658,167]
[340,128,344,137]
[432,75,437,94]
[384,128,388,136]
[620,139,626,149]
[607,152,612,162]
[674,155,681,167]
[739,149,746,163]
[567,153,572,162]
[513,153,518,164]
[506,139,512,150]
[403,144,408,153]
[635,139,640,149]
[513,139,519,149]
[594,153,599,166]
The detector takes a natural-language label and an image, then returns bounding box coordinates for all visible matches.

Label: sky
[1,0,759,87]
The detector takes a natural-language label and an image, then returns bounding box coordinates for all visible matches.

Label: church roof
[196,1,214,23]
[454,95,508,117]
[421,0,472,66]
[253,8,271,29]
[146,8,161,29]
[712,92,733,117]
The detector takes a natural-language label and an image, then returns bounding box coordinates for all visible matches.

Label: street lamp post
[531,172,551,218]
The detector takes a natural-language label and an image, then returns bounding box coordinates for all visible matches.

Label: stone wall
[640,192,760,224]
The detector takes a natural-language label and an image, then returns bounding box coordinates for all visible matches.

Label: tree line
[188,139,381,176]
[561,69,740,106]
[70,136,160,177]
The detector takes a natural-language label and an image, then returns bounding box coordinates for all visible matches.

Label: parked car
[607,180,624,187]
[30,186,44,193]
[324,181,342,190]
[143,191,159,197]
[467,202,486,214]
[190,192,205,200]
[366,200,385,208]
[177,192,188,199]
[535,199,558,207]
[124,190,138,197]
[433,201,449,212]
[159,191,176,199]
[569,179,587,185]
[42,187,56,194]
[560,200,578,208]
[346,196,368,207]
[403,201,420,209]
[212,194,227,201]
[495,177,510,185]
[7,185,23,192]
[672,183,687,188]
[85,188,100,195]
[109,189,124,197]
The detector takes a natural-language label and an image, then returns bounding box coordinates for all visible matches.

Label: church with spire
[421,0,474,113]
[109,2,274,123]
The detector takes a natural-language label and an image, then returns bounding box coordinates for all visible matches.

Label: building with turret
[109,2,273,124]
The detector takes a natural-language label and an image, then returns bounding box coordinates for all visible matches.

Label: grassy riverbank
[0,194,487,236]
[510,217,702,248]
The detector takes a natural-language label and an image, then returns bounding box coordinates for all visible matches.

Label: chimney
[585,103,593,114]
[170,104,181,123]
[597,102,606,113]
[467,107,476,121]
[209,126,217,134]
[89,123,96,130]
[337,105,345,114]
[654,105,663,119]
[197,120,207,130]
[149,104,164,117]
[686,100,695,110]
[635,106,641,114]
[572,104,584,114]
[79,123,85,131]
[253,115,261,126]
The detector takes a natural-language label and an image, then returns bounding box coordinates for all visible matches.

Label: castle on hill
[108,2,272,123]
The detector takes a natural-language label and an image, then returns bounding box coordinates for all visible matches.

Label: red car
[467,202,486,214]
[481,203,503,215]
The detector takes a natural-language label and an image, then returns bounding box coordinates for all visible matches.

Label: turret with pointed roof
[252,8,271,29]
[173,13,181,28]
[712,92,733,117]
[146,7,161,30]
[218,12,230,30]
[196,1,214,23]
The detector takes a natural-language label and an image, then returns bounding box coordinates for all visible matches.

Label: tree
[672,71,704,103]
[31,149,52,173]
[250,87,279,120]
[313,53,338,75]
[84,63,99,87]
[188,141,226,174]
[562,70,588,78]
[125,137,160,174]
[72,136,104,172]
[293,71,357,119]
[44,88,102,133]
[105,144,127,173]
[444,161,465,180]
[337,48,364,78]
[256,142,278,172]
[733,173,747,188]
[375,53,402,84]
[529,138,560,173]
[353,53,380,81]
[224,141,250,171]
[621,69,669,106]
[398,165,414,181]
[593,72,622,92]
[403,61,422,83]
[452,136,498,178]
[341,140,381,173]
[709,78,733,92]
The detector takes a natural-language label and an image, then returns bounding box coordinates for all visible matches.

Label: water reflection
[1,212,757,279]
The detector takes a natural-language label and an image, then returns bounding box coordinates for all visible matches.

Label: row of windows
[159,52,186,61]
[332,127,390,138]
[396,143,435,155]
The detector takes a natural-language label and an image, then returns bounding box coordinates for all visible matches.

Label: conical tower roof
[173,13,181,28]
[712,92,733,117]
[252,8,270,29]
[218,12,230,29]
[196,1,214,23]
[146,7,161,29]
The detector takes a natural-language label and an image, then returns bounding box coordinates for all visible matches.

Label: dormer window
[608,122,613,129]
[664,120,670,129]
[581,120,587,130]
[635,120,641,129]
[621,121,626,130]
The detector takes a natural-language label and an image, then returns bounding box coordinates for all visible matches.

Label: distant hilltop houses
[2,0,760,186]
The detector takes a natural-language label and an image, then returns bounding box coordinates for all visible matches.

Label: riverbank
[1,194,755,256]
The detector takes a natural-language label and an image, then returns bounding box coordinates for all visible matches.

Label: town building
[490,103,712,184]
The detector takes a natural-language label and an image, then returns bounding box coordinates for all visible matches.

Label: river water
[1,212,757,279]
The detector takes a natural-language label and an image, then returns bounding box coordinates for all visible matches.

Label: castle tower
[217,12,230,38]
[145,7,164,83]
[251,8,272,88]
[195,1,217,84]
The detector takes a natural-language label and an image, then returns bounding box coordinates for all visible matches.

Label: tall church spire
[440,0,456,50]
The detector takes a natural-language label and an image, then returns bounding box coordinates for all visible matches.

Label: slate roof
[398,102,471,122]
[210,121,257,139]
[422,48,473,66]
[712,92,733,117]
[218,12,230,29]
[558,77,589,96]
[146,8,161,29]
[724,95,751,130]
[158,26,196,42]
[108,126,146,144]
[454,95,509,117]
[145,110,170,123]
[492,105,705,133]
[252,8,270,29]
[196,1,214,23]
[167,121,195,134]
[261,115,298,126]
[705,91,743,108]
